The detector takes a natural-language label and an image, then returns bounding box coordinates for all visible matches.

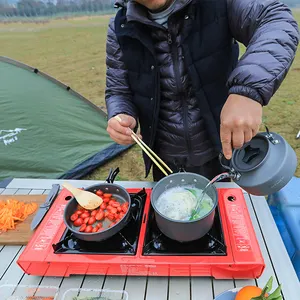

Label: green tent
[0,56,131,180]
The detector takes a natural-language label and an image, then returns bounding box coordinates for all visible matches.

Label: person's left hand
[220,94,263,160]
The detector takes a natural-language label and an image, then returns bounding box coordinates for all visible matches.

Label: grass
[1,12,300,181]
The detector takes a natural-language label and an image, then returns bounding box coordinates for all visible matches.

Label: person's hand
[220,94,262,159]
[107,114,141,145]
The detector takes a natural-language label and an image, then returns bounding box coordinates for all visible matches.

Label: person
[105,0,299,182]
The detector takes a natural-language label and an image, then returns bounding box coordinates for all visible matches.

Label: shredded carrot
[0,199,38,233]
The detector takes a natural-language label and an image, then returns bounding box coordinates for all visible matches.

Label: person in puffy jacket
[105,0,299,181]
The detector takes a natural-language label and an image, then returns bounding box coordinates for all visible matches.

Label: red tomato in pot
[96,190,103,196]
[73,218,83,227]
[110,208,117,214]
[75,210,83,215]
[106,205,113,211]
[70,213,78,221]
[96,222,103,229]
[79,224,86,232]
[107,213,115,221]
[103,193,112,198]
[100,203,107,210]
[95,211,104,221]
[117,206,122,212]
[103,197,110,203]
[88,216,96,225]
[81,212,90,219]
[92,227,99,233]
[83,217,90,224]
[91,210,98,217]
[85,225,93,233]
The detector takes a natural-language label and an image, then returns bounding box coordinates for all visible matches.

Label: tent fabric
[0,56,131,180]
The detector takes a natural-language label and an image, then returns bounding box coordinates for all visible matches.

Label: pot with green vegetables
[150,172,218,242]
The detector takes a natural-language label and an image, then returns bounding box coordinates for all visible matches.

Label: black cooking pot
[151,172,218,243]
[63,168,131,242]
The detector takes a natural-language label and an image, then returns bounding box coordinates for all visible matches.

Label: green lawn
[1,12,299,181]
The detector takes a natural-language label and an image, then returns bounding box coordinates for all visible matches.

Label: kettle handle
[263,124,280,145]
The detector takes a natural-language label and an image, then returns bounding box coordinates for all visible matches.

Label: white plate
[214,288,241,300]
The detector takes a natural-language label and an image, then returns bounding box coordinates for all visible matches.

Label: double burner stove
[17,187,265,279]
[53,189,226,257]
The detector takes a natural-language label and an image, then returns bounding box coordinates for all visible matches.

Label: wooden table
[0,178,299,300]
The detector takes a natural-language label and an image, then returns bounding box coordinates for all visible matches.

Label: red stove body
[17,187,265,279]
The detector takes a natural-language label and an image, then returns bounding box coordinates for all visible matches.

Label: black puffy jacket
[105,0,299,175]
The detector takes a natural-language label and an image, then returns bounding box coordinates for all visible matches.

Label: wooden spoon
[62,182,103,210]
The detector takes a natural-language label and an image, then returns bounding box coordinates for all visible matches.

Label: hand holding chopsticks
[114,116,173,177]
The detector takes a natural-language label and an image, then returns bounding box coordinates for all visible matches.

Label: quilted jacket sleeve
[227,0,299,106]
[105,17,138,120]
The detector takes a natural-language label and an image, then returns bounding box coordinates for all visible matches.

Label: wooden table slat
[102,276,127,291]
[125,276,147,300]
[191,277,214,300]
[0,246,24,285]
[80,275,105,290]
[168,277,191,300]
[52,275,84,298]
[29,189,45,195]
[212,279,235,298]
[145,277,168,300]
[1,188,18,195]
[0,246,23,280]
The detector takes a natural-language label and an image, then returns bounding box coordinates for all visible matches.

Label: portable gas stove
[17,187,265,279]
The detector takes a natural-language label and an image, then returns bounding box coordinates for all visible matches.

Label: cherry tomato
[73,218,83,226]
[91,210,98,217]
[96,222,103,228]
[103,197,110,203]
[85,225,93,233]
[117,206,122,212]
[100,203,107,210]
[103,193,112,198]
[96,190,103,196]
[81,212,90,219]
[104,211,109,217]
[119,212,125,218]
[70,213,78,221]
[92,227,99,233]
[111,208,117,214]
[88,216,96,225]
[75,210,83,215]
[79,224,87,232]
[122,206,127,213]
[95,211,104,221]
[106,205,113,211]
[107,213,115,221]
[83,217,89,224]
[112,202,120,208]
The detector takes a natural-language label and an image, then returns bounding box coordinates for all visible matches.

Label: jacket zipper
[167,30,192,158]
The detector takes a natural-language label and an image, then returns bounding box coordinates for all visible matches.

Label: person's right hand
[107,114,140,145]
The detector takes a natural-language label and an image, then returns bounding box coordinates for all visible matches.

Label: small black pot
[63,168,131,242]
[151,172,218,243]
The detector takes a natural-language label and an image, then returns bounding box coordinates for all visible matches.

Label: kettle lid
[231,134,269,172]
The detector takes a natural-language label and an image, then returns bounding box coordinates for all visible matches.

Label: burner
[142,206,226,256]
[52,189,147,255]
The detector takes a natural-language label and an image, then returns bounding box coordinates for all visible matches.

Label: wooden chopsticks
[114,116,173,176]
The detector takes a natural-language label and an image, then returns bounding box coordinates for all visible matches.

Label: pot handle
[105,167,120,183]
